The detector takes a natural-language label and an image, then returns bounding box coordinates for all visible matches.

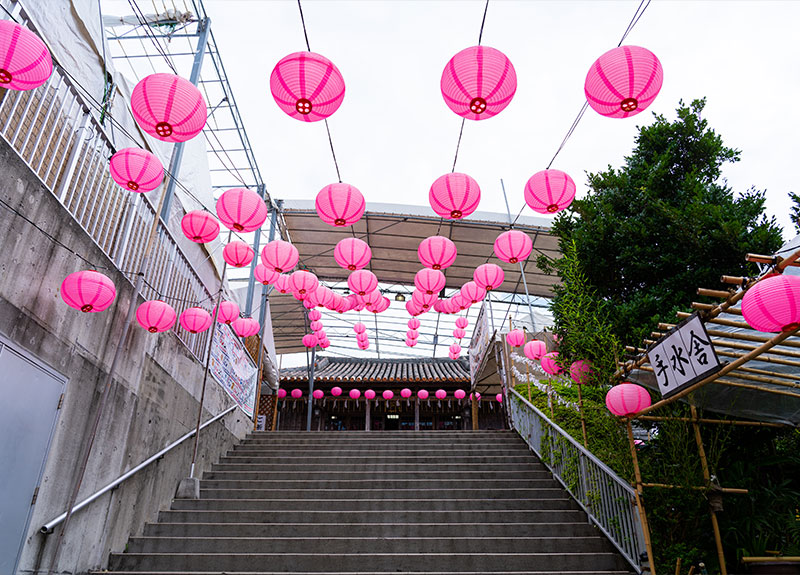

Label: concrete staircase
[104,430,635,574]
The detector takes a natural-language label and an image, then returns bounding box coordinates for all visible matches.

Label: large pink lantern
[541,352,563,375]
[524,170,577,215]
[316,183,365,227]
[215,301,240,324]
[232,317,260,337]
[570,360,593,385]
[261,240,299,273]
[408,318,421,330]
[382,390,394,400]
[223,241,255,268]
[302,333,317,348]
[370,296,391,314]
[454,389,466,400]
[216,188,268,233]
[418,236,457,270]
[606,383,652,416]
[109,148,164,193]
[429,173,481,219]
[415,268,446,295]
[0,20,52,91]
[179,307,212,333]
[312,389,324,400]
[407,329,419,340]
[290,270,319,297]
[254,264,280,286]
[334,237,371,271]
[742,274,800,333]
[524,340,546,361]
[136,300,176,333]
[309,309,322,321]
[585,46,663,118]
[348,270,378,296]
[181,210,219,243]
[60,270,116,313]
[494,230,533,264]
[349,389,361,400]
[406,338,417,347]
[274,274,292,294]
[453,328,466,340]
[353,322,367,334]
[460,281,486,304]
[277,388,287,399]
[412,290,437,311]
[270,51,345,122]
[401,388,412,399]
[506,329,525,347]
[440,45,517,120]
[473,263,505,291]
[291,388,302,399]
[365,389,376,400]
[131,73,207,142]
[455,317,468,329]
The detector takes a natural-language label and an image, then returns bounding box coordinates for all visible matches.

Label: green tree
[790,191,800,236]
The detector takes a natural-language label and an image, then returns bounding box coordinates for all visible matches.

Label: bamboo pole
[577,384,588,448]
[691,302,742,315]
[675,558,682,575]
[697,288,733,299]
[777,247,800,271]
[627,421,657,575]
[641,483,748,494]
[637,364,800,398]
[637,415,785,428]
[676,312,750,330]
[735,364,800,381]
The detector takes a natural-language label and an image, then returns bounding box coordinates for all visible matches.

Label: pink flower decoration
[353,322,366,334]
[179,307,212,334]
[216,188,268,233]
[109,148,164,193]
[429,172,481,219]
[131,73,207,142]
[506,329,525,347]
[541,352,563,375]
[214,301,240,325]
[524,169,577,215]
[494,230,532,264]
[455,317,468,329]
[606,383,651,416]
[334,237,371,271]
[222,241,255,268]
[316,183,365,227]
[302,333,317,348]
[60,270,116,313]
[473,263,505,291]
[460,280,486,304]
[440,45,517,120]
[0,20,52,91]
[232,317,260,337]
[585,46,663,119]
[290,270,319,296]
[524,340,546,361]
[415,268,446,295]
[254,264,280,286]
[270,51,345,122]
[348,270,378,296]
[136,300,176,333]
[742,274,800,333]
[408,318,420,330]
[435,389,447,400]
[261,240,299,273]
[181,210,219,243]
[418,236,457,270]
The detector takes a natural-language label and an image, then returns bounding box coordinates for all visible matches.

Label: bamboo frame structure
[626,421,657,575]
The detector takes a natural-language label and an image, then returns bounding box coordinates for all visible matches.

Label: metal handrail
[508,388,646,573]
[40,405,236,533]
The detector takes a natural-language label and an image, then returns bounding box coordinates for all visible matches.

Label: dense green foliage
[790,191,800,235]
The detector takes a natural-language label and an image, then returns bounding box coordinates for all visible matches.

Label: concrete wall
[0,138,251,573]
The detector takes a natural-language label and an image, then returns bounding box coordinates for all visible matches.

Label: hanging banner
[469,302,491,384]
[209,323,258,417]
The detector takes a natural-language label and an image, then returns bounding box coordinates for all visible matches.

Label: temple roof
[280,357,471,384]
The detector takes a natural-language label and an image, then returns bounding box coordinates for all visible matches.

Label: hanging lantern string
[125,0,178,74]
[140,277,221,307]
[477,0,490,46]
[297,0,312,51]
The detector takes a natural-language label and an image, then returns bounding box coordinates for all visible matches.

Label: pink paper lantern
[358,341,370,350]
[525,169,577,215]
[232,317,260,338]
[363,289,383,308]
[606,383,652,416]
[435,389,446,400]
[302,333,317,348]
[346,294,362,311]
[524,340,546,360]
[357,332,369,343]
[274,274,292,294]
[418,389,429,400]
[277,388,287,399]
[223,241,255,268]
[453,328,466,340]
[179,307,212,334]
[455,317,468,329]
[429,172,481,219]
[412,290,438,311]
[742,274,800,333]
[310,320,323,332]
[291,388,302,399]
[261,240,299,273]
[470,392,482,401]
[585,45,663,119]
[382,390,394,400]
[370,296,391,314]
[415,268,446,296]
[405,338,417,347]
[454,389,466,400]
[440,45,517,120]
[449,351,460,360]
[473,263,505,291]
[406,299,424,317]
[60,270,116,313]
[316,287,336,309]
[215,301,240,325]
[348,270,378,296]
[331,386,343,397]
[365,389,376,400]
[449,343,461,357]
[316,183,365,227]
[496,393,503,403]
[541,352,563,375]
[109,148,164,193]
[401,388,412,399]
[136,300,176,333]
[334,237,372,271]
[254,264,280,286]
[349,389,361,400]
[494,230,533,264]
[570,360,593,385]
[270,51,345,122]
[0,20,52,91]
[216,188,268,233]
[308,309,322,322]
[460,281,486,304]
[315,330,327,342]
[290,270,320,297]
[407,329,419,340]
[506,329,525,347]
[320,339,331,349]
[353,322,367,334]
[418,236,457,270]
[181,210,220,243]
[313,389,324,399]
[131,73,207,142]
[408,318,421,330]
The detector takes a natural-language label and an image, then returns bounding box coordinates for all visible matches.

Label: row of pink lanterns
[278,387,500,402]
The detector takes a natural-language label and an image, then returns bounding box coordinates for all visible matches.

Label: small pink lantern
[406,338,417,347]
[435,389,447,400]
[109,148,164,193]
[440,45,517,120]
[348,270,378,296]
[232,317,260,338]
[455,317,468,329]
[254,264,280,286]
[454,389,466,400]
[400,388,412,399]
[494,230,533,264]
[570,360,593,385]
[216,188,268,233]
[418,389,429,400]
[428,172,481,219]
[496,393,503,403]
[415,268,446,295]
[320,339,331,349]
[541,352,563,375]
[353,322,367,334]
[365,389,376,400]
[453,328,466,340]
[302,333,317,348]
[223,241,255,268]
[291,388,302,399]
[473,263,505,291]
[261,240,299,273]
[742,274,800,333]
[506,329,525,347]
[277,388,287,399]
[313,389,324,399]
[136,300,176,333]
[349,389,361,400]
[449,343,461,357]
[331,386,343,397]
[304,299,317,310]
[449,352,460,360]
[308,309,322,322]
[418,236,457,270]
[524,169,577,215]
[357,332,369,343]
[0,20,53,91]
[60,270,116,313]
[370,296,391,314]
[406,299,424,317]
[382,390,394,400]
[316,287,336,308]
[181,210,220,243]
[270,51,345,122]
[290,270,319,297]
[358,341,370,350]
[606,383,652,416]
[274,274,292,294]
[179,307,212,333]
[315,330,327,342]
[213,301,240,325]
[363,289,383,308]
[407,329,419,340]
[471,392,482,401]
[460,281,486,304]
[585,46,663,119]
[316,183,365,227]
[412,290,438,311]
[524,340,546,360]
[408,318,421,330]
[310,320,323,332]
[334,237,372,271]
[131,73,207,142]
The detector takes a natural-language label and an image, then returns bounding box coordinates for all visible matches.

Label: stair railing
[508,388,646,573]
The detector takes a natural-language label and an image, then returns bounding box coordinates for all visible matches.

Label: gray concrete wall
[0,136,251,573]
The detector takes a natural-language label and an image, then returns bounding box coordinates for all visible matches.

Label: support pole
[500,178,537,332]
[244,184,268,317]
[251,286,271,431]
[306,347,316,432]
[414,396,420,431]
[365,400,371,431]
[471,394,479,430]
[627,420,657,575]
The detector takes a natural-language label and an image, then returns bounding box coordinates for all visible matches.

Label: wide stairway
[106,430,634,574]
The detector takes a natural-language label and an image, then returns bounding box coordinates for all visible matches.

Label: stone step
[210,462,544,472]
[218,455,536,464]
[198,477,559,489]
[170,498,579,512]
[250,431,516,436]
[198,487,564,499]
[98,571,634,574]
[201,469,550,481]
[230,446,531,456]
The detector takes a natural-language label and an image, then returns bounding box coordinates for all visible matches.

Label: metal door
[0,340,65,574]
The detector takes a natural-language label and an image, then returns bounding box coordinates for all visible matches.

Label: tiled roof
[280,357,471,384]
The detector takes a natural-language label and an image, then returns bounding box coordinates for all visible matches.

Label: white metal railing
[508,388,646,573]
[0,2,213,360]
